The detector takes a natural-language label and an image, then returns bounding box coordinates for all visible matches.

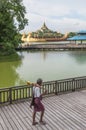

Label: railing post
[72,78,75,92]
[9,88,12,104]
[55,81,58,95]
[0,92,1,104]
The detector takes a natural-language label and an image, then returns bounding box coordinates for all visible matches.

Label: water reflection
[1,50,86,88]
[69,51,86,64]
[0,53,24,88]
[16,51,86,83]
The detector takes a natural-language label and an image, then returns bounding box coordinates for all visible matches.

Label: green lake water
[0,50,86,88]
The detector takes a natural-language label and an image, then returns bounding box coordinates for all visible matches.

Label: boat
[21,22,69,43]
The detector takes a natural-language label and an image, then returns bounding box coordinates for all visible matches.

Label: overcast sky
[22,0,86,34]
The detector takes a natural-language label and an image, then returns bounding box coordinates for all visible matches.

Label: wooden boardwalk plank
[0,113,7,130]
[1,90,86,130]
[47,96,85,129]
[10,104,31,130]
[1,106,18,130]
[44,97,79,130]
[0,107,13,130]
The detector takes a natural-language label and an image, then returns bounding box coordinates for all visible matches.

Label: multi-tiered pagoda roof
[30,22,63,38]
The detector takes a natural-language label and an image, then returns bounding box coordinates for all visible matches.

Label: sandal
[32,122,38,125]
[39,121,46,125]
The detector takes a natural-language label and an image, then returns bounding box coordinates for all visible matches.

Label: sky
[22,0,86,34]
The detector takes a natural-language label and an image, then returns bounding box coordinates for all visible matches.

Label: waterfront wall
[17,43,86,51]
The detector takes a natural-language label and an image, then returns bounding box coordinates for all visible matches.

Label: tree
[68,32,76,38]
[0,0,28,55]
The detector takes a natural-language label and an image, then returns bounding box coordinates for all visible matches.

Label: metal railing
[0,76,86,104]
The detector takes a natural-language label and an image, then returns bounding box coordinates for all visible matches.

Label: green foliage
[68,32,76,38]
[0,42,15,55]
[31,30,64,38]
[0,0,28,55]
[0,52,21,62]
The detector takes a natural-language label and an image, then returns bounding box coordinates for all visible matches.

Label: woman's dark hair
[37,78,43,85]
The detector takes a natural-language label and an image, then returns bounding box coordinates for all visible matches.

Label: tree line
[0,0,28,55]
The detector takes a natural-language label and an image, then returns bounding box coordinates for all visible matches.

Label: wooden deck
[1,90,86,130]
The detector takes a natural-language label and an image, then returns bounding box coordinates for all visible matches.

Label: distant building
[21,22,68,43]
[67,30,86,44]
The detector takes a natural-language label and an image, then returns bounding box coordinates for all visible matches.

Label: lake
[0,49,86,88]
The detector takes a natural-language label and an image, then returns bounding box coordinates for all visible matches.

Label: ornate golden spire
[41,22,48,30]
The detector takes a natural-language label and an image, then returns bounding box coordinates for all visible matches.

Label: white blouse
[33,86,41,97]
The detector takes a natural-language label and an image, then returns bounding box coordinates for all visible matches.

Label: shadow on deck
[0,90,86,130]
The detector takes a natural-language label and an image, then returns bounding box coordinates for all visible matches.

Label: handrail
[0,76,86,104]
